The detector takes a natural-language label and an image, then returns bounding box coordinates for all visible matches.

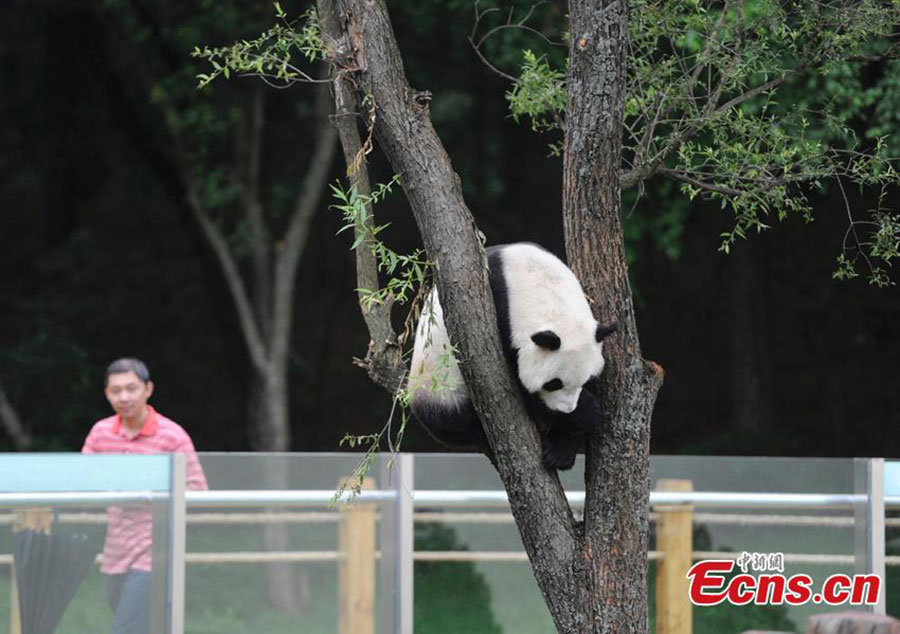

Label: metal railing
[1,454,896,634]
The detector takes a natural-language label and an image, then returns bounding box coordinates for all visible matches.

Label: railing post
[338,477,377,634]
[376,454,414,634]
[395,454,414,634]
[655,479,693,634]
[854,458,886,614]
[167,452,187,634]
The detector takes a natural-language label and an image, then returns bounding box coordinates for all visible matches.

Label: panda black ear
[531,330,561,351]
[595,322,618,342]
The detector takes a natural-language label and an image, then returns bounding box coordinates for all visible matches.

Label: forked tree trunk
[325,0,663,632]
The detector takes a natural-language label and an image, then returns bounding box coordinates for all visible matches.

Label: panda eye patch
[542,379,563,392]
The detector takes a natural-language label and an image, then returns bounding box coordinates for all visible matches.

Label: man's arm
[175,435,208,491]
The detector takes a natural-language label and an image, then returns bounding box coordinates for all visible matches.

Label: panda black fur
[407,242,616,470]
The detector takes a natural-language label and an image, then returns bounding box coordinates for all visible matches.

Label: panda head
[518,322,617,414]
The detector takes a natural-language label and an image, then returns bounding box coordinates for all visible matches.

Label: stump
[807,611,900,634]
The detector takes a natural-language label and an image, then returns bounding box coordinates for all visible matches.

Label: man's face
[105,371,154,420]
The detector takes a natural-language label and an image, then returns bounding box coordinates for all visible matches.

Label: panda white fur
[407,242,616,470]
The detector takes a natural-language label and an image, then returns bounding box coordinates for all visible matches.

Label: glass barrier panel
[0,453,172,634]
[187,453,397,634]
[414,453,550,634]
[413,454,861,634]
[651,456,859,634]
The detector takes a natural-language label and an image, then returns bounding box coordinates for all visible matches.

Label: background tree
[101,1,337,455]
[94,0,343,611]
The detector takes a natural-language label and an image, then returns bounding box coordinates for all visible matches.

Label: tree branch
[657,167,744,197]
[468,0,564,82]
[183,181,270,371]
[241,85,274,343]
[318,0,405,393]
[623,25,900,193]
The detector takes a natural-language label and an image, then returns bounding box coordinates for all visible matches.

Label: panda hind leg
[410,395,491,455]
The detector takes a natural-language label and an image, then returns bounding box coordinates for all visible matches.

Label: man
[82,358,207,634]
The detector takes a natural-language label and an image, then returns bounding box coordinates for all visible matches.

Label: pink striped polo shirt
[82,406,207,574]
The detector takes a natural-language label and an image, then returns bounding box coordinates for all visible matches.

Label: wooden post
[655,479,693,634]
[11,509,53,634]
[11,566,21,634]
[338,478,376,634]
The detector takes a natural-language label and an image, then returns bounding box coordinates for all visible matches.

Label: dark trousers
[106,570,151,634]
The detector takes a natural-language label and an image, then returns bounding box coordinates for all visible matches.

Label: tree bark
[563,2,664,631]
[328,1,663,632]
[248,365,290,451]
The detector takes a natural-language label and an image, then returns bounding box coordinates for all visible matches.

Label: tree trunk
[248,367,304,612]
[562,2,664,631]
[248,366,291,452]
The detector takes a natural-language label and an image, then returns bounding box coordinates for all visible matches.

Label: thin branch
[836,176,875,272]
[690,0,731,86]
[713,73,790,116]
[468,40,518,82]
[468,0,564,83]
[657,168,744,197]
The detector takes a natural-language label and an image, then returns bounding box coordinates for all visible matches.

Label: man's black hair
[105,358,151,386]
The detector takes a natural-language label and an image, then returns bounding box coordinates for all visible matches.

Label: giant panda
[407,242,616,470]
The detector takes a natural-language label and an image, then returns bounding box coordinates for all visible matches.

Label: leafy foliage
[502,0,900,284]
[193,6,324,88]
[331,175,433,310]
[507,50,567,133]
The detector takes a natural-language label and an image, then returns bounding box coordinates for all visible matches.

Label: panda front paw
[570,389,602,431]
[540,424,586,471]
[541,442,577,471]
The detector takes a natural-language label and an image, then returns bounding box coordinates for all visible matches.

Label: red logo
[687,557,881,606]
